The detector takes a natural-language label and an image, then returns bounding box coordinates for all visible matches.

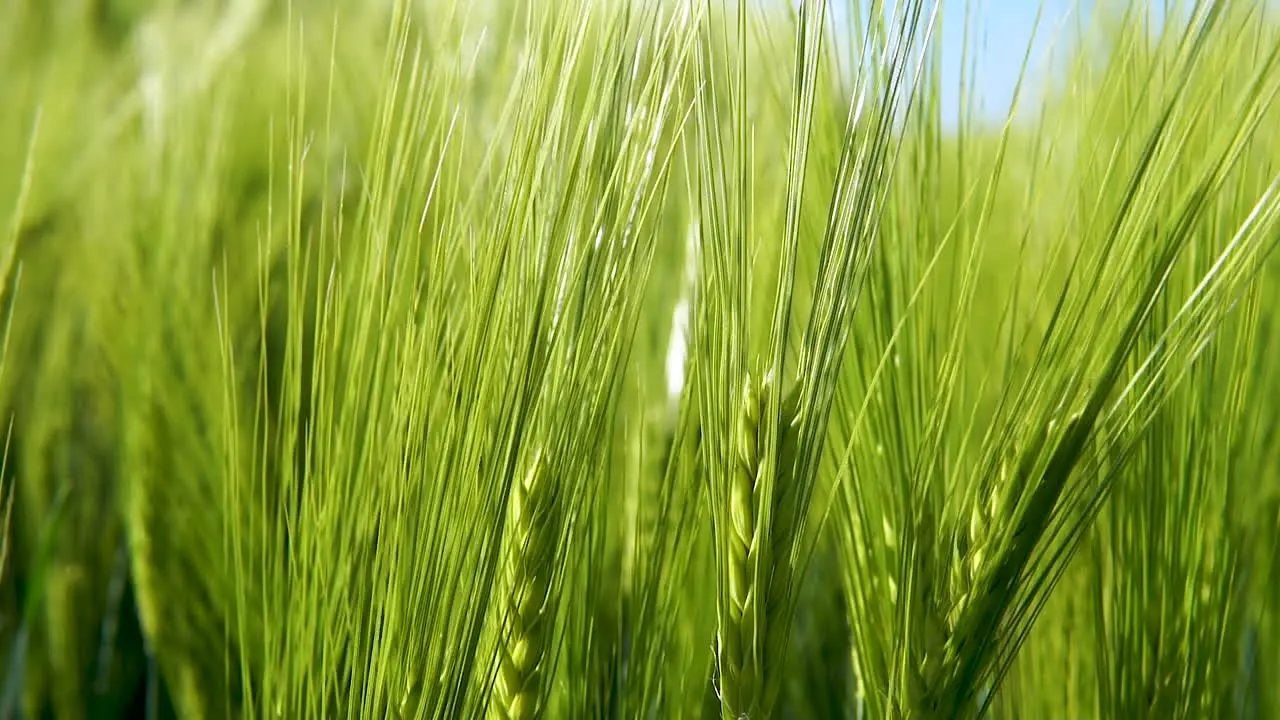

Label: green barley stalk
[691,0,932,717]
[492,452,557,720]
[1055,5,1280,717]
[943,4,1280,716]
[825,1,1280,718]
[714,372,798,718]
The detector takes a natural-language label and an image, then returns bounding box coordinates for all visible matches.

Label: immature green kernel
[715,372,803,720]
[492,455,558,720]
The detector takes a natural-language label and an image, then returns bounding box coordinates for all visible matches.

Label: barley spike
[716,372,799,720]
[493,453,559,720]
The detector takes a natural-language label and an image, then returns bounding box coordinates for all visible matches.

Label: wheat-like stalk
[492,452,559,720]
[716,372,798,719]
[896,465,1010,719]
[947,469,1007,632]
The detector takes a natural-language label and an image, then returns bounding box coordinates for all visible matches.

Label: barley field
[2,0,1280,718]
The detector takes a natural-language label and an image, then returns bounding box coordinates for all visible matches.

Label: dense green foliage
[3,0,1280,718]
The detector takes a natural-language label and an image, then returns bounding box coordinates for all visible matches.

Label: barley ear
[716,372,799,720]
[493,453,559,720]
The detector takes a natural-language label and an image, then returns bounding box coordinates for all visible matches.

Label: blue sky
[937,0,1082,124]
[822,0,1094,126]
